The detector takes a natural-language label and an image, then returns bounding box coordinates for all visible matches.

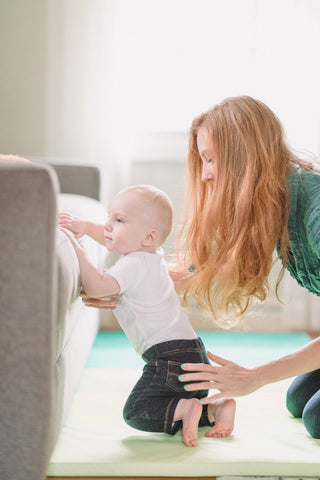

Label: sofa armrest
[0,162,58,480]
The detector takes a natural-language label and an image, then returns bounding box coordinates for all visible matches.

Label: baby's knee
[123,404,134,426]
[123,403,145,430]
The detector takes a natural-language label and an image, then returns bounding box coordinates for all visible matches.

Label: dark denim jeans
[286,368,320,438]
[123,337,214,435]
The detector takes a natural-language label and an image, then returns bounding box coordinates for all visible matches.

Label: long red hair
[178,96,313,326]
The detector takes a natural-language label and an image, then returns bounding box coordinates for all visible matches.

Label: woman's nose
[201,163,214,182]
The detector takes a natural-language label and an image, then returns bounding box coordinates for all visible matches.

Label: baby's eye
[116,217,124,223]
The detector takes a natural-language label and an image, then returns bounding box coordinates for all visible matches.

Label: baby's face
[103,190,154,255]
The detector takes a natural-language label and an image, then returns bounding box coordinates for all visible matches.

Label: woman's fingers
[179,362,221,392]
[80,290,119,301]
[80,290,120,310]
[178,353,241,396]
[179,367,220,380]
[82,298,117,309]
[181,353,233,374]
[183,380,218,391]
[179,354,257,397]
[179,371,219,388]
[200,392,224,404]
[207,351,234,367]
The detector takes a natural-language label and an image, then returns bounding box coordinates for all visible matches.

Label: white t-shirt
[107,249,197,355]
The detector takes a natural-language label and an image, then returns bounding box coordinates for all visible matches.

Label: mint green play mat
[47,331,320,477]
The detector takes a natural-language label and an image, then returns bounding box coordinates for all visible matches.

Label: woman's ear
[142,229,159,246]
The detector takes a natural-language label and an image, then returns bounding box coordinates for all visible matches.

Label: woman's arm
[167,264,191,292]
[58,212,105,245]
[61,228,120,298]
[179,336,320,403]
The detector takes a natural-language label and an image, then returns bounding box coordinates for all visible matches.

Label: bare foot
[206,398,236,438]
[173,398,203,447]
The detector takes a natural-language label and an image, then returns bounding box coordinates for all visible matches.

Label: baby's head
[105,185,173,255]
[0,154,31,164]
[115,185,173,246]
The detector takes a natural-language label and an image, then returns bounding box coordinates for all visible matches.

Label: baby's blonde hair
[120,185,173,245]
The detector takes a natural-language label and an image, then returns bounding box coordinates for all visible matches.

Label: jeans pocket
[166,360,185,393]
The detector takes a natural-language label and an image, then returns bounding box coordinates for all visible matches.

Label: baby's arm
[61,228,120,297]
[58,212,105,245]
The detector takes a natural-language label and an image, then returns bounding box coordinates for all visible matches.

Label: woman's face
[196,126,216,183]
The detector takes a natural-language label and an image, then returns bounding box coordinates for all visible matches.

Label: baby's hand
[58,225,78,244]
[57,212,88,239]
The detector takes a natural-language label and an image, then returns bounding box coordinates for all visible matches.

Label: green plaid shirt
[283,167,320,296]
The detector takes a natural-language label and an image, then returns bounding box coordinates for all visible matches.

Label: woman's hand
[57,212,88,239]
[80,289,120,310]
[168,264,191,292]
[179,352,261,403]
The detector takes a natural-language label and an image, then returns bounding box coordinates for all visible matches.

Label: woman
[82,96,320,438]
[175,95,320,439]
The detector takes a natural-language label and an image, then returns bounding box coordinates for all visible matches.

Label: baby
[59,184,236,447]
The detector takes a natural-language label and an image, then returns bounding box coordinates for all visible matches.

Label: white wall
[0,0,47,155]
[0,0,127,204]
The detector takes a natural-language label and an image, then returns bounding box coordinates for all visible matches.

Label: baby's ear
[142,229,159,246]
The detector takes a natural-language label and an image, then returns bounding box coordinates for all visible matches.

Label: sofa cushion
[56,194,107,358]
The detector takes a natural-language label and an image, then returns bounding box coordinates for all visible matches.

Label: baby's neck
[125,245,161,255]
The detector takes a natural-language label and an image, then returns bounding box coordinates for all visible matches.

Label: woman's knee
[286,380,304,417]
[302,392,320,439]
[286,370,320,418]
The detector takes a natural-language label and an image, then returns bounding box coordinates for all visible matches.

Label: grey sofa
[0,161,107,480]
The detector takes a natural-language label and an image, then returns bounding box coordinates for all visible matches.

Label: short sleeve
[106,254,145,293]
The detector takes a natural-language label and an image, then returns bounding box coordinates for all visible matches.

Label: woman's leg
[286,368,320,438]
[286,369,320,417]
[302,389,320,438]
